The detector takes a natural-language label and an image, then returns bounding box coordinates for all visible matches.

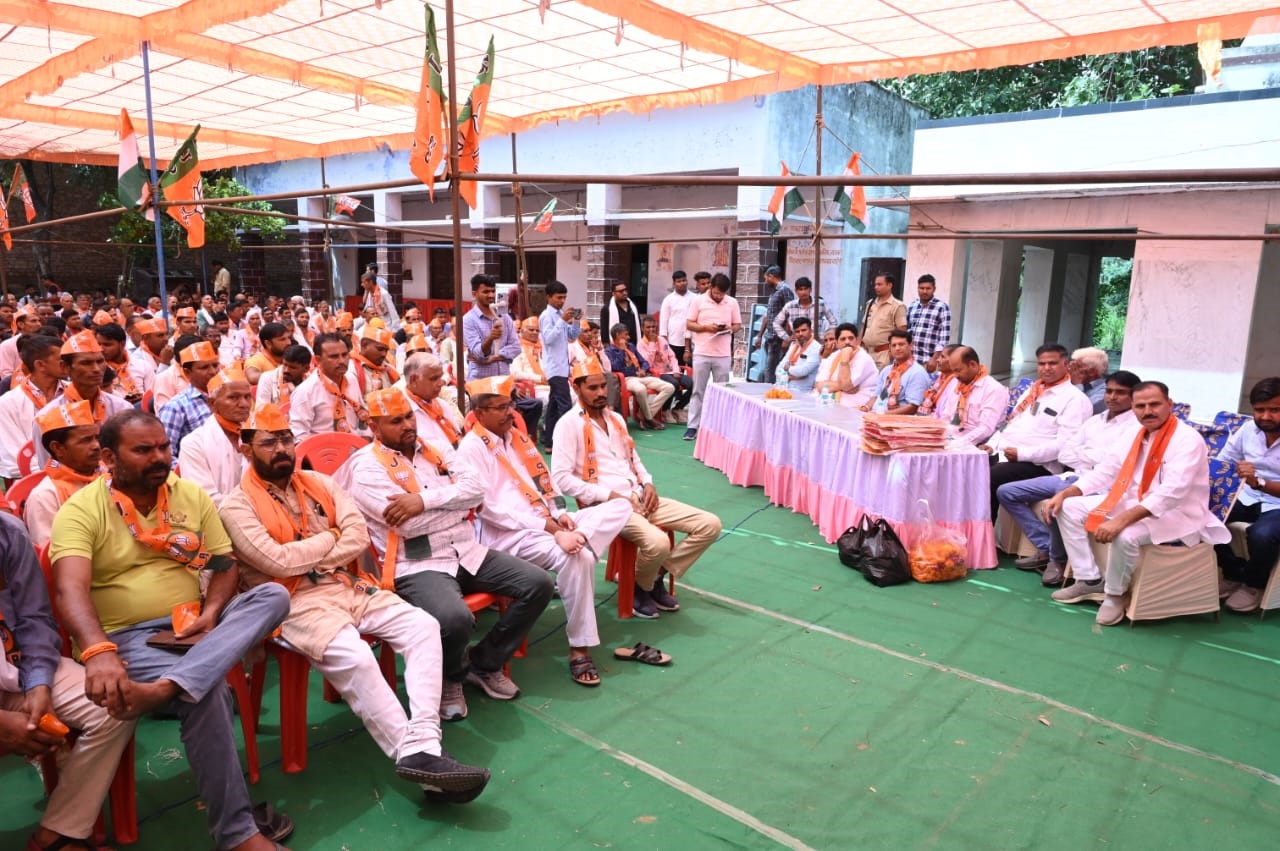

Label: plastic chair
[613,371,660,426]
[17,441,36,477]
[141,390,154,414]
[294,432,369,474]
[605,529,677,619]
[2,470,45,517]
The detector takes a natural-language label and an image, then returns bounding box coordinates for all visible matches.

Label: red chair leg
[273,648,313,774]
[248,657,267,734]
[226,666,260,785]
[322,680,343,703]
[108,736,138,844]
[607,537,638,619]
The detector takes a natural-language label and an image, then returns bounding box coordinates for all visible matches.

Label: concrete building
[238,83,924,330]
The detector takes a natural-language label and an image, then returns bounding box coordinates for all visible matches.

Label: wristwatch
[1258,476,1269,490]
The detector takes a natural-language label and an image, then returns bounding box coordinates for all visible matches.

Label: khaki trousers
[620,496,723,589]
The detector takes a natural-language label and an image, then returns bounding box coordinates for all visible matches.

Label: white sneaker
[1225,585,1262,613]
[439,680,468,721]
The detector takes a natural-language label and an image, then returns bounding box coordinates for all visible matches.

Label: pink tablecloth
[693,382,998,569]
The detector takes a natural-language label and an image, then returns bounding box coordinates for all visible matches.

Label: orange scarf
[46,464,99,504]
[365,287,387,317]
[472,422,553,519]
[1007,374,1070,422]
[620,344,640,371]
[109,479,212,570]
[239,467,375,594]
[413,395,461,447]
[786,341,806,368]
[107,351,140,399]
[63,384,107,424]
[213,413,242,444]
[880,359,913,406]
[579,408,638,486]
[951,367,988,426]
[521,342,546,383]
[18,377,61,410]
[1085,415,1179,533]
[371,439,451,589]
[352,354,400,397]
[317,370,356,433]
[921,372,955,412]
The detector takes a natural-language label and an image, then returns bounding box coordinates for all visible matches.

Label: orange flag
[409,5,447,200]
[455,37,494,210]
[160,127,205,249]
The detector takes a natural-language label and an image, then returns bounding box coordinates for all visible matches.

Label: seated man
[604,322,675,430]
[151,334,202,411]
[179,368,253,508]
[94,321,145,405]
[813,322,878,408]
[569,321,621,414]
[32,332,133,469]
[254,344,311,415]
[938,346,1010,447]
[1045,382,1230,626]
[289,333,367,439]
[636,314,691,423]
[349,325,400,397]
[26,401,102,548]
[511,317,551,405]
[982,343,1093,523]
[335,389,552,719]
[244,322,291,386]
[861,329,929,415]
[455,378,631,688]
[403,352,465,451]
[0,334,64,483]
[157,340,220,459]
[51,410,292,851]
[221,403,490,800]
[773,316,822,393]
[552,359,722,618]
[2,513,136,851]
[996,370,1140,584]
[1070,347,1110,414]
[917,343,961,418]
[1214,377,1280,612]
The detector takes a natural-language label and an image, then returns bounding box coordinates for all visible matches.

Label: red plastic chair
[605,529,677,619]
[141,390,154,414]
[17,441,36,477]
[294,432,369,474]
[2,470,45,517]
[613,371,660,427]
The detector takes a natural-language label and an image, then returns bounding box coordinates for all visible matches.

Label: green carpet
[5,426,1279,849]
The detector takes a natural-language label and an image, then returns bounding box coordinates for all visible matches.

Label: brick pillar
[383,232,404,307]
[467,226,501,284]
[732,221,781,374]
[300,231,328,303]
[586,224,626,319]
[238,234,266,299]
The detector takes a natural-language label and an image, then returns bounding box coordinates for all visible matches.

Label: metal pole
[141,42,171,333]
[510,132,529,320]
[445,0,467,414]
[812,85,823,343]
[321,156,336,306]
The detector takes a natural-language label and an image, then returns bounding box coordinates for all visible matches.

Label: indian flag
[533,198,556,232]
[767,162,804,236]
[456,36,494,210]
[160,126,205,249]
[409,5,447,200]
[117,109,150,212]
[833,152,867,232]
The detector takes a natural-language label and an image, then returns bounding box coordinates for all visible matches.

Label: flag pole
[510,132,529,320]
[445,0,467,414]
[812,85,823,331]
[141,41,172,333]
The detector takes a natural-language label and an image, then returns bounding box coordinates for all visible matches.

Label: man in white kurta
[813,323,879,408]
[551,361,722,619]
[455,382,631,686]
[402,353,465,451]
[31,333,133,469]
[289,333,367,440]
[23,401,102,548]
[938,346,1009,448]
[0,334,64,481]
[1045,382,1229,626]
[254,345,311,416]
[178,368,253,508]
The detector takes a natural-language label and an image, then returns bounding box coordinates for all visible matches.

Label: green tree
[1093,257,1132,352]
[879,45,1214,119]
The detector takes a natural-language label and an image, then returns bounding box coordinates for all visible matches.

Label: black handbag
[838,516,911,587]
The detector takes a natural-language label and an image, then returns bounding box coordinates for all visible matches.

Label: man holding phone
[683,273,741,441]
[538,281,581,452]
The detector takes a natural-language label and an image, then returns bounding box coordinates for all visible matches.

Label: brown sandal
[569,655,601,687]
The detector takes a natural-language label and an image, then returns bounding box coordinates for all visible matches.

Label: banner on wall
[778,224,843,317]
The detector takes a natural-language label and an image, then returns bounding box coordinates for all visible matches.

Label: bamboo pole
[511,132,531,320]
[445,0,467,413]
[812,85,823,368]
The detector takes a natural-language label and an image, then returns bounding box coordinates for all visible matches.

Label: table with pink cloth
[693,382,998,569]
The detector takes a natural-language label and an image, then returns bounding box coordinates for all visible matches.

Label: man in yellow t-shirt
[51,410,292,851]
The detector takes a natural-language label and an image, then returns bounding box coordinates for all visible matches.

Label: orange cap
[136,318,168,335]
[208,367,249,396]
[360,326,395,348]
[466,375,514,399]
[402,321,425,338]
[404,335,430,355]
[367,317,386,330]
[179,341,218,365]
[175,307,196,319]
[60,331,101,356]
[334,311,354,329]
[366,388,411,417]
[243,402,291,433]
[570,357,604,382]
[36,400,96,435]
[92,310,114,327]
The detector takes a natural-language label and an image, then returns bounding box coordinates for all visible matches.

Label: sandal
[613,642,672,666]
[569,655,601,687]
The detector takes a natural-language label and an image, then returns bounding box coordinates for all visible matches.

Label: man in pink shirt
[637,315,691,423]
[683,273,741,441]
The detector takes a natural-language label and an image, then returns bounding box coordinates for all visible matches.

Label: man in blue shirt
[538,280,580,452]
[462,274,542,436]
[1216,377,1280,612]
[861,329,931,415]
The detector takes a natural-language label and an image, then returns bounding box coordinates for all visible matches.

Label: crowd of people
[1,265,1276,850]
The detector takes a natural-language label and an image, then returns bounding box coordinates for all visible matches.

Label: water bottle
[819,388,832,407]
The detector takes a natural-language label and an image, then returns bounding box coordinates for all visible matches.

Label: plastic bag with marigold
[908,498,967,583]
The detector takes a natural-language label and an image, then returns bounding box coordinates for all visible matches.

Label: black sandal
[613,642,672,666]
[569,655,601,687]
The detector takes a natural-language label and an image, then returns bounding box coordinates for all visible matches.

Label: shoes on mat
[439,679,468,721]
[1051,579,1105,605]
[466,667,520,701]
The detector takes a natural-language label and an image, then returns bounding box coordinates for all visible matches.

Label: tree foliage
[880,46,1210,119]
[101,172,286,259]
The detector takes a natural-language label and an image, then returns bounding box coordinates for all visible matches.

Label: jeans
[1215,503,1280,589]
[996,474,1078,562]
[395,550,554,682]
[514,395,543,439]
[543,375,572,447]
[988,460,1052,524]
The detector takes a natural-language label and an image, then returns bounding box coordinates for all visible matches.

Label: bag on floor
[908,499,968,583]
[838,516,911,587]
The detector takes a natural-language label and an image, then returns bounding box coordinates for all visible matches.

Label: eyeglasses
[253,434,296,450]
[479,402,513,413]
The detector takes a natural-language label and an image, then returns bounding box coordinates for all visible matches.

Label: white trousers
[506,500,632,648]
[310,598,443,760]
[624,376,675,419]
[1059,494,1152,595]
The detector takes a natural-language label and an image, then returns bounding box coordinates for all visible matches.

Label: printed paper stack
[860,414,947,454]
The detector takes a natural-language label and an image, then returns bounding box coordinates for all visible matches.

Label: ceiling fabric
[0,0,1277,170]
